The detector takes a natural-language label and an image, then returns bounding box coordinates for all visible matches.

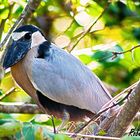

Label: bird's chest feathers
[11,47,38,98]
[11,59,35,98]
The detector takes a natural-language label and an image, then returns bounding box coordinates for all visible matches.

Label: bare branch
[92,44,140,63]
[107,81,140,137]
[63,132,120,140]
[0,103,42,114]
[57,19,75,37]
[110,44,140,60]
[101,81,139,113]
[67,3,110,52]
[0,87,15,101]
[112,44,140,56]
[71,27,105,41]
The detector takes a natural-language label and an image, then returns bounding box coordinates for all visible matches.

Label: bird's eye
[24,33,32,40]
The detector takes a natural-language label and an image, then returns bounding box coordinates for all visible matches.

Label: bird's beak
[3,39,30,69]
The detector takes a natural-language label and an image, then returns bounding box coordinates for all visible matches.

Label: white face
[12,31,28,41]
[30,31,46,48]
[11,31,46,48]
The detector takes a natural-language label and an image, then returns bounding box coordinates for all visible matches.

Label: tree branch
[67,3,110,52]
[57,19,75,37]
[63,132,120,140]
[0,87,15,101]
[111,44,140,60]
[0,103,42,114]
[72,81,139,136]
[107,81,140,137]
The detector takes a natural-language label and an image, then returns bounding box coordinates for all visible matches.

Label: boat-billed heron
[3,25,114,125]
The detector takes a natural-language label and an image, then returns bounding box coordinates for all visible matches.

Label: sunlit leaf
[0,73,15,93]
[12,114,35,122]
[0,8,9,19]
[0,119,21,137]
[13,5,23,17]
[34,127,44,140]
[33,117,61,126]
[98,129,107,136]
[126,0,136,11]
[130,47,140,65]
[78,54,93,64]
[92,44,123,63]
[54,134,71,140]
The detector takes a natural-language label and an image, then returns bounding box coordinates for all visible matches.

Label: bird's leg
[57,110,70,132]
[51,115,57,133]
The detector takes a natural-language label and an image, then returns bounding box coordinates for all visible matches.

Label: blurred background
[0,0,140,139]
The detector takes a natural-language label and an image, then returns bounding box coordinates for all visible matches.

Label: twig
[98,44,140,62]
[51,115,57,134]
[57,19,75,37]
[0,87,15,101]
[63,132,120,140]
[113,44,140,55]
[0,3,14,41]
[112,44,140,59]
[100,81,139,111]
[0,0,41,65]
[68,3,110,52]
[94,89,133,135]
[71,27,105,41]
[0,103,43,114]
[107,81,140,137]
[0,20,6,42]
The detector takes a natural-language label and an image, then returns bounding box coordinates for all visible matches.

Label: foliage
[0,0,140,139]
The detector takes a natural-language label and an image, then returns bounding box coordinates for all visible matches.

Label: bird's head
[3,25,46,69]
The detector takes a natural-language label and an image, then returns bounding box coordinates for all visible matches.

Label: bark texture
[108,82,140,137]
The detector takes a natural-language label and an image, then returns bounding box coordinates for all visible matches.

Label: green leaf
[54,134,71,140]
[0,89,3,96]
[78,54,93,64]
[12,114,35,122]
[121,136,140,140]
[34,127,44,140]
[0,119,21,137]
[15,122,35,140]
[98,129,107,136]
[0,113,13,119]
[0,72,15,93]
[92,45,123,63]
[0,8,9,19]
[32,116,61,126]
[15,122,56,140]
[13,6,23,17]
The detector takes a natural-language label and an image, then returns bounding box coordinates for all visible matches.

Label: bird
[3,25,114,129]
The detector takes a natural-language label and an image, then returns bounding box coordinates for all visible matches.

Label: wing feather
[27,44,112,113]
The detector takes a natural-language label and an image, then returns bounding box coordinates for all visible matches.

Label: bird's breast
[10,46,39,102]
[11,59,36,98]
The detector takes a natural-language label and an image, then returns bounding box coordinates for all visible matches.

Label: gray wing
[28,44,112,113]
